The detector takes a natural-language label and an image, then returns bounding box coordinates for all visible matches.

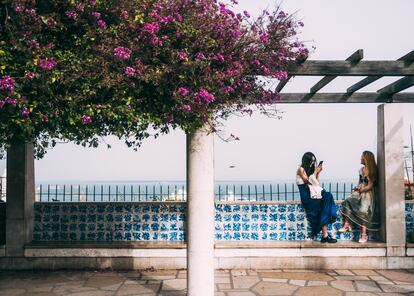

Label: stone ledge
[26,241,186,249]
[22,241,389,258]
[215,240,385,248]
[26,240,385,249]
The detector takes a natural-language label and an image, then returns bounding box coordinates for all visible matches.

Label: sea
[26,179,357,202]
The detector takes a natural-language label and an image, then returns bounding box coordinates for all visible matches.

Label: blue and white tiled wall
[406,202,414,240]
[214,203,368,241]
[32,201,413,242]
[33,203,186,241]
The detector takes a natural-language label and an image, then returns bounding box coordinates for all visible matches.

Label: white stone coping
[22,241,391,258]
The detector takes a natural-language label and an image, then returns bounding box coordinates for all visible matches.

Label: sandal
[338,225,352,233]
[358,236,367,243]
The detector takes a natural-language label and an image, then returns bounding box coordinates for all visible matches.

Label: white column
[377,104,406,257]
[186,124,215,296]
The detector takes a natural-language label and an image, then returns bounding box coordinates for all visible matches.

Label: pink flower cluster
[27,39,40,49]
[142,22,160,35]
[81,115,92,124]
[38,58,57,70]
[177,87,190,96]
[97,20,106,28]
[92,12,101,19]
[275,71,288,80]
[4,97,17,106]
[195,89,215,105]
[0,75,15,93]
[65,10,78,20]
[22,107,30,117]
[125,66,136,76]
[178,50,187,61]
[114,47,132,59]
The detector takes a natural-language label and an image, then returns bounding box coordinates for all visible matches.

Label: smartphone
[318,160,323,167]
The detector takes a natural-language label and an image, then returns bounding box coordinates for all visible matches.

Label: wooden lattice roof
[278,49,414,103]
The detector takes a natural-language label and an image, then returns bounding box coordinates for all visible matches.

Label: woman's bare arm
[297,167,312,185]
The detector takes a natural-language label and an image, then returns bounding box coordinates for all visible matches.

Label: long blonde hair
[362,151,377,182]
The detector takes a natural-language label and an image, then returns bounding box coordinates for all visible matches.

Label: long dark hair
[301,152,316,176]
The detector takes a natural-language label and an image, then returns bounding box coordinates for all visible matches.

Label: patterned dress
[340,168,380,230]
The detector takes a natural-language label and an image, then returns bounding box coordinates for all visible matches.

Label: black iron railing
[0,177,357,202]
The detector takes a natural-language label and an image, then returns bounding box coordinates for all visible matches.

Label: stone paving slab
[1,269,414,295]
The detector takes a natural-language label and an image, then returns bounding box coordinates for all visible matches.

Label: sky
[1,0,414,182]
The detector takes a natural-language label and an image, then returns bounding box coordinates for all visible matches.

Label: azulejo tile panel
[214,203,366,241]
[32,201,412,242]
[33,203,186,241]
[406,202,414,240]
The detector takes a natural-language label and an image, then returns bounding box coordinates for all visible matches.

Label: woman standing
[338,151,380,243]
[296,152,338,243]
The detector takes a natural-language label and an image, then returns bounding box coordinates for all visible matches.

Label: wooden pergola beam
[377,76,414,94]
[276,92,414,103]
[310,49,364,94]
[346,76,382,93]
[346,50,414,94]
[399,50,414,63]
[287,61,414,76]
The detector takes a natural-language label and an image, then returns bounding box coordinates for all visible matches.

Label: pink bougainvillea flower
[121,10,129,20]
[214,53,225,63]
[97,20,107,28]
[92,11,101,19]
[114,47,132,59]
[125,66,136,76]
[5,97,17,106]
[0,75,15,93]
[76,3,85,11]
[38,58,57,70]
[195,52,205,61]
[81,115,92,124]
[178,50,187,61]
[196,89,215,105]
[182,104,191,111]
[22,107,30,117]
[42,114,49,122]
[178,87,190,96]
[26,39,40,49]
[298,21,304,27]
[275,71,288,80]
[14,5,24,12]
[65,10,78,20]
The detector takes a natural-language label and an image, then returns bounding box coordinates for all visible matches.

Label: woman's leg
[360,225,367,241]
[322,225,328,238]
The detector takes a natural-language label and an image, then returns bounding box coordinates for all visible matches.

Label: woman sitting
[296,152,338,243]
[338,151,380,243]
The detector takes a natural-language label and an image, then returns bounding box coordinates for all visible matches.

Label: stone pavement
[1,268,414,296]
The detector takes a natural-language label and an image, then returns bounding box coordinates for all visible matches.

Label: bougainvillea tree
[0,0,308,158]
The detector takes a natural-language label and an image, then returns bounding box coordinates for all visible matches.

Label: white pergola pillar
[186,124,215,296]
[6,143,35,256]
[377,104,406,257]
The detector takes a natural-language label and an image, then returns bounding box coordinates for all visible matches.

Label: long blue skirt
[298,184,338,237]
